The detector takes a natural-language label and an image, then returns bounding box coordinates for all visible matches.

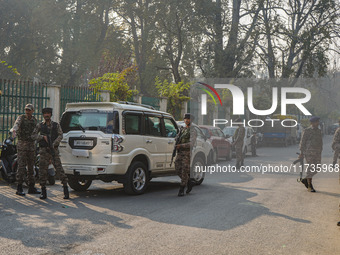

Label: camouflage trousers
[235,143,244,168]
[305,151,322,179]
[175,150,190,187]
[16,149,36,186]
[39,147,68,187]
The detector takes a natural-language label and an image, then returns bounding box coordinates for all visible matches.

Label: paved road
[0,135,339,255]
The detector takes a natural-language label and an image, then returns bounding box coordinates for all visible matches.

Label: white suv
[59,102,208,195]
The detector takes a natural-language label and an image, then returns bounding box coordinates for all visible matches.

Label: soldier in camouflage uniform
[232,119,245,169]
[175,113,197,196]
[331,120,340,167]
[332,122,340,227]
[299,116,323,192]
[31,108,69,199]
[12,104,40,196]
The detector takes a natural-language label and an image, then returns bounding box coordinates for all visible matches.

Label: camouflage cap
[25,104,34,111]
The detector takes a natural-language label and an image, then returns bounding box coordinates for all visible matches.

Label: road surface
[0,135,339,254]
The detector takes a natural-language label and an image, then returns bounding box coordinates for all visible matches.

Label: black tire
[226,148,232,161]
[68,175,92,191]
[0,167,10,182]
[251,144,256,157]
[208,150,215,165]
[124,161,149,195]
[213,149,218,163]
[48,175,55,185]
[191,157,205,185]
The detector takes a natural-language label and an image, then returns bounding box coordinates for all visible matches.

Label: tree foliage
[0,0,339,89]
[89,66,138,102]
[155,77,191,118]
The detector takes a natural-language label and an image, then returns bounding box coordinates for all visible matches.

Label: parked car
[222,126,257,157]
[199,125,232,163]
[59,102,210,195]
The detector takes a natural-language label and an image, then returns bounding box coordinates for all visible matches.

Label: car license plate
[74,140,93,146]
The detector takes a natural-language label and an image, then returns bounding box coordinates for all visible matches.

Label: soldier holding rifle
[173,113,197,197]
[31,108,69,199]
[12,103,40,196]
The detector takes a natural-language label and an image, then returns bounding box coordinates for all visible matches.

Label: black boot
[186,179,194,194]
[178,186,185,197]
[307,178,316,192]
[16,184,25,196]
[40,187,47,199]
[63,185,69,199]
[301,178,308,189]
[28,185,41,194]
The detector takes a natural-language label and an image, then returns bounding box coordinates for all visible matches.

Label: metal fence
[60,86,101,116]
[142,96,160,110]
[0,79,48,141]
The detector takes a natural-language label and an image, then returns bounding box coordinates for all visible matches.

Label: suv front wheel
[191,157,205,185]
[124,161,149,195]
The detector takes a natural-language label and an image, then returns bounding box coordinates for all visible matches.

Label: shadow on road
[0,171,311,252]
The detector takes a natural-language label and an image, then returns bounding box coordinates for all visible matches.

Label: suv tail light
[112,134,124,152]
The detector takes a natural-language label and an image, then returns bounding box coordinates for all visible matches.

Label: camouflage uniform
[300,126,323,179]
[12,114,37,185]
[32,120,68,187]
[332,127,340,165]
[175,126,197,187]
[233,126,245,168]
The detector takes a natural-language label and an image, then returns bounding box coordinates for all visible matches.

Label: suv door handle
[168,140,174,144]
[146,140,152,143]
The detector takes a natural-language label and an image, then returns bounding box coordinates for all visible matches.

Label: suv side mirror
[225,134,230,138]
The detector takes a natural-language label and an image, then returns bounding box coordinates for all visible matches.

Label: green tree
[89,66,138,102]
[155,76,190,119]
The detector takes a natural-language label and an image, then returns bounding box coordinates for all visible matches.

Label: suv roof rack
[118,101,156,110]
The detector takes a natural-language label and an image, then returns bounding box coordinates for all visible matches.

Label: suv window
[61,111,117,134]
[145,116,162,137]
[125,114,141,135]
[164,118,178,137]
[194,126,205,140]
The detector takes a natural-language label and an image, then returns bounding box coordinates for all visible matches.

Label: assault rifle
[42,133,55,157]
[170,127,184,167]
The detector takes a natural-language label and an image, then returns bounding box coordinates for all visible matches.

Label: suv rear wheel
[124,161,149,195]
[68,175,92,191]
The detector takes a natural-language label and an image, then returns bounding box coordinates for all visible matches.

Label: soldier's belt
[178,148,190,152]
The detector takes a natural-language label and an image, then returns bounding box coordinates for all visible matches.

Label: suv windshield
[61,111,118,134]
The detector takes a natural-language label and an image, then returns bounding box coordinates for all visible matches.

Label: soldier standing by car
[12,103,40,196]
[175,113,197,197]
[332,121,340,226]
[31,108,69,199]
[299,116,323,192]
[331,119,340,167]
[232,119,245,169]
